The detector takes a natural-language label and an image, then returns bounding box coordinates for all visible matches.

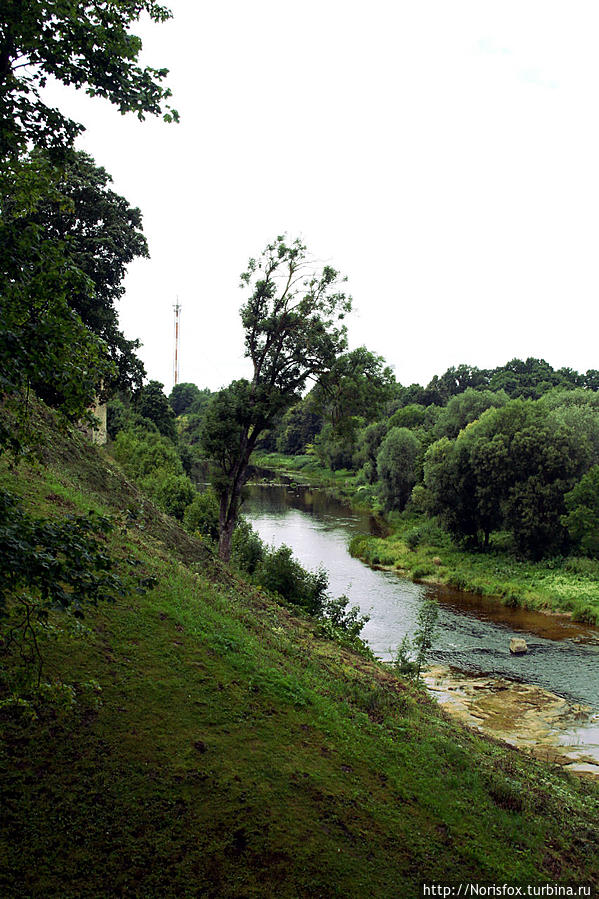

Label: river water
[244,480,599,769]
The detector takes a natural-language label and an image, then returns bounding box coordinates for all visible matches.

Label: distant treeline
[106,356,599,563]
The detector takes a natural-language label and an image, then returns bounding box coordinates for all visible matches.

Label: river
[244,478,599,775]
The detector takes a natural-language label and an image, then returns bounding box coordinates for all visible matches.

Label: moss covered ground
[1,424,599,897]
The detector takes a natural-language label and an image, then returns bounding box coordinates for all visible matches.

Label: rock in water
[510,637,528,655]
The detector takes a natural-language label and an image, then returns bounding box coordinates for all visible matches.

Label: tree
[426,364,489,403]
[354,421,388,483]
[487,357,575,400]
[376,427,421,511]
[201,236,351,561]
[276,397,323,455]
[0,0,177,160]
[1,149,149,413]
[0,152,116,446]
[311,346,395,468]
[134,381,177,441]
[169,382,202,416]
[313,346,395,431]
[388,403,427,431]
[424,400,589,556]
[433,388,509,439]
[30,150,148,392]
[0,3,176,450]
[563,466,599,558]
[423,435,486,546]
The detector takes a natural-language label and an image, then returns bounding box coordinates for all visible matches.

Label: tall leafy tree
[424,401,589,556]
[0,2,176,450]
[134,380,176,441]
[426,364,489,403]
[433,388,509,439]
[30,150,149,392]
[202,236,351,561]
[376,427,421,511]
[314,346,395,431]
[311,346,395,468]
[0,152,115,444]
[487,357,577,400]
[169,382,203,416]
[276,397,323,455]
[0,0,177,159]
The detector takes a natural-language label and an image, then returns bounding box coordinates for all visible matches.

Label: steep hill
[1,407,598,898]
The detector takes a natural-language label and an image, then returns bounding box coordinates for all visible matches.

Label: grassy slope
[253,451,599,624]
[2,419,599,898]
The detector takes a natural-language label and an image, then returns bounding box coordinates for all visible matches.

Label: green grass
[256,451,599,624]
[349,520,599,624]
[1,420,599,896]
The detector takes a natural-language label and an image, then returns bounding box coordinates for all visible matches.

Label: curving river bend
[244,479,599,774]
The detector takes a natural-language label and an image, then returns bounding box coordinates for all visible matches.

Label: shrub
[184,489,220,541]
[404,527,422,550]
[140,471,195,520]
[255,544,328,615]
[231,519,265,574]
[376,427,421,511]
[393,598,439,681]
[113,427,183,479]
[0,489,153,687]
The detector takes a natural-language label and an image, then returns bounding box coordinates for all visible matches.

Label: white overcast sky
[45,1,599,393]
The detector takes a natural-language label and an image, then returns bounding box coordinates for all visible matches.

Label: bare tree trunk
[217,453,251,562]
[215,418,264,563]
[218,515,236,563]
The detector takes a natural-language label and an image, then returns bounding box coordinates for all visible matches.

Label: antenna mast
[173,299,181,386]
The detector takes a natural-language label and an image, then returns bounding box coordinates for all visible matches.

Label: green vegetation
[248,361,599,622]
[2,409,599,896]
[349,519,599,624]
[201,236,351,561]
[254,451,599,623]
[394,598,440,681]
[3,6,599,892]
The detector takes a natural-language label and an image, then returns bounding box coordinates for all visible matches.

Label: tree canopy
[31,150,148,392]
[0,0,177,159]
[377,427,421,512]
[0,3,176,450]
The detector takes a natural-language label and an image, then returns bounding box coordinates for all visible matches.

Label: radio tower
[173,299,181,387]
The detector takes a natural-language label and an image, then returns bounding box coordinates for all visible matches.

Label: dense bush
[183,489,220,541]
[0,489,151,685]
[140,472,195,521]
[113,427,183,479]
[133,381,177,441]
[112,425,197,521]
[255,545,329,615]
[231,519,265,574]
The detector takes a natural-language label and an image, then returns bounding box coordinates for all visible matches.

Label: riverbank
[252,451,599,625]
[4,413,599,893]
